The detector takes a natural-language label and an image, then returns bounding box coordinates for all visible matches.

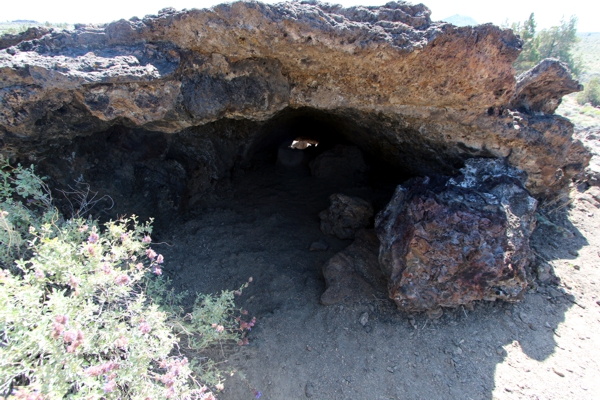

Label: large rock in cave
[0,1,591,311]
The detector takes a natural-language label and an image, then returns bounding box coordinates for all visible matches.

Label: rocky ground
[154,141,600,400]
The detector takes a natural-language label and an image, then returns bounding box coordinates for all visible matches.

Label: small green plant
[576,78,600,107]
[0,159,255,399]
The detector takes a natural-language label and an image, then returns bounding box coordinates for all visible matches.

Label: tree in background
[512,13,540,73]
[576,77,600,106]
[511,14,583,77]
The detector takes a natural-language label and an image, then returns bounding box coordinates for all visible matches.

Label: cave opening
[243,107,413,188]
[158,107,411,309]
[33,107,418,309]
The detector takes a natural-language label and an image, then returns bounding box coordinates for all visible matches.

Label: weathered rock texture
[321,229,386,305]
[0,1,589,201]
[319,194,374,239]
[375,159,537,312]
[509,59,583,114]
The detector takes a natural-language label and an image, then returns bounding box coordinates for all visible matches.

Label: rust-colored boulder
[319,194,373,239]
[375,158,537,312]
[321,229,386,305]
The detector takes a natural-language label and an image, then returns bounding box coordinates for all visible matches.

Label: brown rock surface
[319,193,374,239]
[320,229,386,305]
[509,58,583,114]
[0,1,589,199]
[375,158,537,312]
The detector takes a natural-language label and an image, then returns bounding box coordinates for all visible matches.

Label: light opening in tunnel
[290,138,319,149]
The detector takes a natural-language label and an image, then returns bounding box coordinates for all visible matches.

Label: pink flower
[146,248,157,260]
[89,361,119,376]
[34,269,44,279]
[139,322,151,334]
[87,232,99,244]
[215,325,224,333]
[114,274,130,286]
[63,330,78,343]
[115,336,128,348]
[142,235,152,243]
[135,262,144,270]
[103,379,116,393]
[68,275,80,290]
[79,224,88,233]
[64,329,84,352]
[54,315,68,325]
[85,365,103,377]
[156,254,164,264]
[248,277,253,283]
[102,263,112,274]
[153,267,162,276]
[51,322,65,339]
[120,233,129,242]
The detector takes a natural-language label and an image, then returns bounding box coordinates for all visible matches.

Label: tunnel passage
[242,107,451,187]
[30,106,471,231]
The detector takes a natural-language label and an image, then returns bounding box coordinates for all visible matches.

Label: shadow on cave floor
[155,153,599,399]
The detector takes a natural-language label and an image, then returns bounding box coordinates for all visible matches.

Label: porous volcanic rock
[509,58,583,114]
[0,1,589,200]
[320,229,386,305]
[375,158,537,312]
[319,193,374,239]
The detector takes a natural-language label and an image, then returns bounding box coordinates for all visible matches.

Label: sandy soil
[155,152,600,400]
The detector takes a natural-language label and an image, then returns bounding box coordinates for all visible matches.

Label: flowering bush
[0,160,254,399]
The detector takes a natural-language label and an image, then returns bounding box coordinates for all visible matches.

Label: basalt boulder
[320,229,387,305]
[319,194,374,240]
[0,1,590,201]
[375,158,537,312]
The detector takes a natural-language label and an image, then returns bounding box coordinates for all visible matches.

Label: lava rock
[320,229,386,305]
[375,158,537,312]
[509,58,583,114]
[309,240,329,252]
[0,1,589,200]
[319,194,374,239]
[535,262,556,284]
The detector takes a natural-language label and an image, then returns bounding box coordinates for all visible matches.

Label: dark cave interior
[32,107,458,234]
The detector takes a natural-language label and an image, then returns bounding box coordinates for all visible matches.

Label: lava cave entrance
[36,107,440,305]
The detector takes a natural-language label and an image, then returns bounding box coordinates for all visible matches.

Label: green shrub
[0,160,255,399]
[576,78,600,107]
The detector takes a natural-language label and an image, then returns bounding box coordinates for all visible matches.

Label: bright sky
[2,0,599,32]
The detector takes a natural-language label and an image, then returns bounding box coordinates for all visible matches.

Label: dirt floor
[155,149,600,400]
